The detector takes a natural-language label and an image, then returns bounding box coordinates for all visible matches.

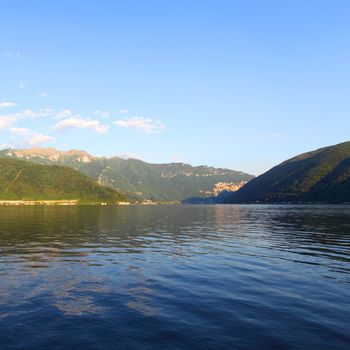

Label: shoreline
[0,200,80,206]
[0,200,179,206]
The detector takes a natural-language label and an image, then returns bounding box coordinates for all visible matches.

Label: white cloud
[114,116,165,134]
[38,92,48,97]
[9,127,30,135]
[26,133,55,146]
[0,109,55,135]
[52,117,109,133]
[114,152,141,160]
[118,109,129,114]
[0,102,16,108]
[7,126,55,146]
[0,116,17,129]
[19,81,26,89]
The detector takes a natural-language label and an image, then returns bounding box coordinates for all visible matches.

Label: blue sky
[1,0,350,175]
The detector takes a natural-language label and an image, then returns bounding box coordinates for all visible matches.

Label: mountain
[0,158,127,203]
[0,148,254,201]
[222,141,350,204]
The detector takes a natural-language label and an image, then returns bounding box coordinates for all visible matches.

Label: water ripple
[0,205,350,349]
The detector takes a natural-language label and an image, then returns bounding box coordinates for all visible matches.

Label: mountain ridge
[222,141,350,204]
[0,147,254,201]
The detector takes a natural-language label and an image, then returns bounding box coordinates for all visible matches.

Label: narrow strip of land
[0,200,79,206]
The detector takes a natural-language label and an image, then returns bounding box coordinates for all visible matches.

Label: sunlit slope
[0,158,127,203]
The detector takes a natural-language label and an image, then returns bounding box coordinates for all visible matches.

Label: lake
[0,205,349,349]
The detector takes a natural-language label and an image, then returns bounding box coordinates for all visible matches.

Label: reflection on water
[0,205,350,349]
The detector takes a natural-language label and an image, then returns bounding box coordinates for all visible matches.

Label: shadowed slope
[223,142,350,203]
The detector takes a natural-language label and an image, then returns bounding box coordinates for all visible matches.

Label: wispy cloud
[0,116,17,129]
[9,127,30,135]
[0,108,58,132]
[1,108,110,136]
[118,109,129,114]
[5,108,97,122]
[38,92,48,97]
[5,108,55,120]
[114,116,165,134]
[171,154,186,163]
[18,81,26,89]
[26,133,55,146]
[52,117,109,133]
[93,110,110,118]
[263,133,282,140]
[0,102,16,108]
[55,109,72,119]
[0,142,16,149]
[3,51,21,58]
[8,126,55,146]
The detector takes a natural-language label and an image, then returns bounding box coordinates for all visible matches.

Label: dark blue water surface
[0,205,349,349]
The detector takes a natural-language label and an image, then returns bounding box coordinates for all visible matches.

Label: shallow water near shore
[0,204,349,349]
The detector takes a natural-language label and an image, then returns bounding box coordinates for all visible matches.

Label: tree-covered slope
[0,158,127,203]
[223,141,350,204]
[0,148,253,201]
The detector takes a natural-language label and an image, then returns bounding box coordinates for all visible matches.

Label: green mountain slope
[0,158,127,203]
[223,141,350,204]
[0,148,254,201]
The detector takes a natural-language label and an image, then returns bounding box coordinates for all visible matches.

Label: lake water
[0,205,349,349]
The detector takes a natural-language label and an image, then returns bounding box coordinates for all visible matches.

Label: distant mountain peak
[3,147,95,163]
